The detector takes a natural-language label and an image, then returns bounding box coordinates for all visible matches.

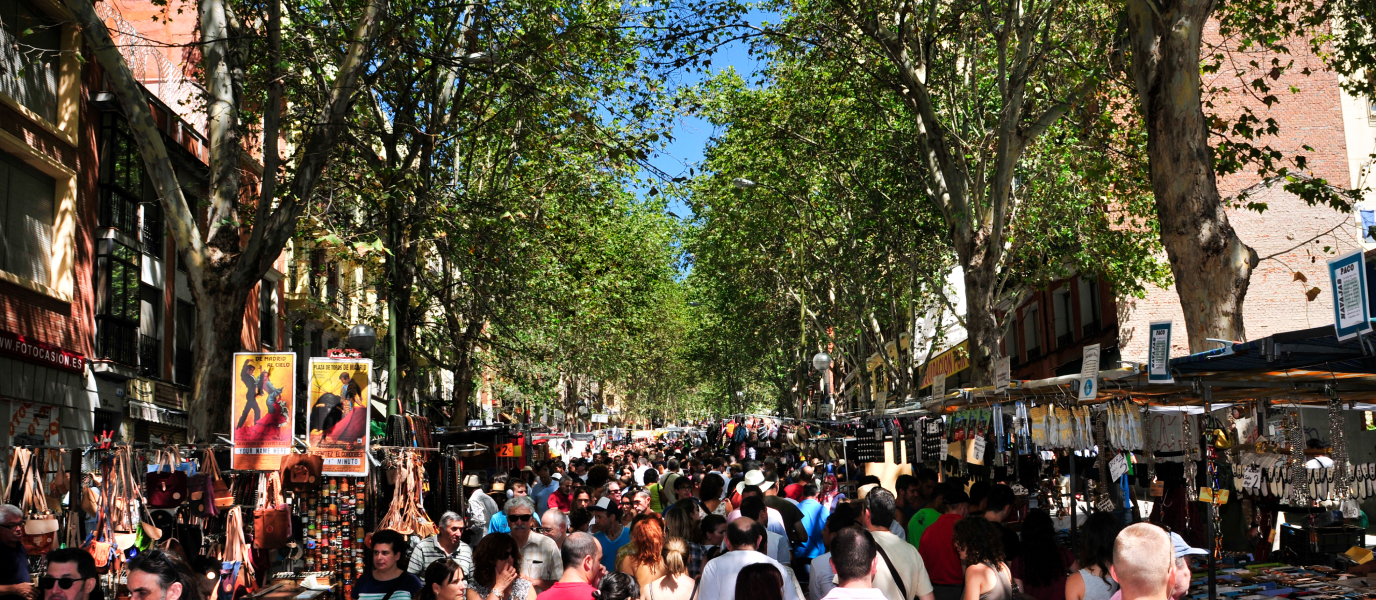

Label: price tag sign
[1096,496,1115,512]
[1109,453,1128,481]
[1329,249,1372,341]
[994,357,1011,393]
[1242,469,1261,490]
[971,436,987,461]
[939,440,949,460]
[1078,344,1101,401]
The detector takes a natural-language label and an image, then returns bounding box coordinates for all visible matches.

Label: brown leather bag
[19,452,58,555]
[279,453,323,492]
[208,449,235,509]
[253,473,290,549]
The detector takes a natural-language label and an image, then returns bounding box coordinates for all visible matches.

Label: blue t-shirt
[594,527,631,572]
[795,498,830,560]
[351,571,422,600]
[487,511,510,534]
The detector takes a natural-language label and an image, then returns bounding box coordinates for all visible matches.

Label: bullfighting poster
[307,357,371,476]
[231,352,296,470]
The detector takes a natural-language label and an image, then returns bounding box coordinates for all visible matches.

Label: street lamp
[811,352,832,372]
[347,324,377,352]
[732,178,758,189]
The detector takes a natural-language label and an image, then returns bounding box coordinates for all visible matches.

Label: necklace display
[1183,413,1197,530]
[1328,397,1351,499]
[1285,410,1310,506]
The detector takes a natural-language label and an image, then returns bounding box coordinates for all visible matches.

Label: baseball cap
[552,472,564,481]
[593,497,613,511]
[1171,532,1208,558]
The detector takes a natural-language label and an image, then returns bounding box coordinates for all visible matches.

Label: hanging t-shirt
[351,571,423,600]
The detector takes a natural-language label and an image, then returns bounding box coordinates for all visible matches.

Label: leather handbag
[253,473,291,549]
[279,453,323,493]
[147,447,189,508]
[208,450,235,509]
[20,452,58,555]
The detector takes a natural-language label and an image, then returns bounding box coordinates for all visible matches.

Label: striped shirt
[405,536,472,579]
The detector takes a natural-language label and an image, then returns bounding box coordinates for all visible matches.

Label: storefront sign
[591,413,609,424]
[1148,321,1174,383]
[231,352,296,470]
[920,342,968,389]
[306,357,371,477]
[0,330,84,373]
[1078,343,1100,401]
[1328,250,1372,341]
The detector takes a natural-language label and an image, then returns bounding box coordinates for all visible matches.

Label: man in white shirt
[633,456,651,486]
[698,518,801,600]
[740,496,791,566]
[861,489,935,600]
[820,527,883,600]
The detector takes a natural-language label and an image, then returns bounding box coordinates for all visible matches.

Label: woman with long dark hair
[953,518,1014,600]
[733,562,784,600]
[417,559,466,600]
[596,572,640,600]
[465,533,534,600]
[1064,513,1122,600]
[1010,510,1076,600]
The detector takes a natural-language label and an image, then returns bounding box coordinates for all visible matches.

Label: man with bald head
[1110,524,1176,600]
[696,518,802,600]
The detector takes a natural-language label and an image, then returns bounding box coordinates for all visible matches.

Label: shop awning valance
[127,400,188,427]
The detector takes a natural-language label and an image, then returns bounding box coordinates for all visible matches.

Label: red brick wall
[1119,21,1360,362]
[0,46,102,358]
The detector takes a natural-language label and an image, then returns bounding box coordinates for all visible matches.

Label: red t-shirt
[549,489,571,512]
[537,581,595,600]
[918,513,965,585]
[784,483,804,501]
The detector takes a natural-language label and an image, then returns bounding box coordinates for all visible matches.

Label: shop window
[95,238,140,365]
[1079,278,1102,333]
[1053,287,1073,348]
[174,300,194,385]
[0,0,60,124]
[99,115,146,235]
[0,150,55,288]
[1023,302,1041,360]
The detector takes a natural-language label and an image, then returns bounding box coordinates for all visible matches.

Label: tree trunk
[1128,0,1259,352]
[187,277,252,437]
[962,258,1002,388]
[449,351,473,427]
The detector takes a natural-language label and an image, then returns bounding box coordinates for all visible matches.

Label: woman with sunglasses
[466,534,534,600]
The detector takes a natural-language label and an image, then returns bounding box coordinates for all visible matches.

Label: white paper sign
[971,436,987,461]
[1148,321,1174,383]
[1242,469,1261,490]
[932,373,947,399]
[1329,249,1372,340]
[591,414,609,423]
[994,357,1011,393]
[1109,452,1128,481]
[1079,344,1101,401]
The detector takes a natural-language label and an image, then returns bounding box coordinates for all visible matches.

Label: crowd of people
[0,424,1211,600]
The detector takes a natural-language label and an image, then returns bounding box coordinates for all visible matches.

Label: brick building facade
[0,0,290,445]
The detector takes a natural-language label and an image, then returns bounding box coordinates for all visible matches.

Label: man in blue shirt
[795,482,830,564]
[590,498,629,572]
[530,465,559,514]
[0,505,32,600]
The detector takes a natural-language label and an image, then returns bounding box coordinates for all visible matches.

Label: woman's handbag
[253,473,291,549]
[208,449,235,509]
[19,451,58,555]
[279,453,323,493]
[147,447,188,508]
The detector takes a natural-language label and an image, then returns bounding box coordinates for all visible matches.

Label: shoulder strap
[873,540,909,600]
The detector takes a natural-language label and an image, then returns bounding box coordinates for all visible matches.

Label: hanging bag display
[279,452,323,493]
[187,449,218,517]
[221,506,256,599]
[147,447,188,508]
[253,472,291,549]
[20,451,59,555]
[209,448,235,509]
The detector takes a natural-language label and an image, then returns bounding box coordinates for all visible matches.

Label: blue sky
[641,9,779,221]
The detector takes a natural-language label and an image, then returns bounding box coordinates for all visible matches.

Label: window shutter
[0,151,55,287]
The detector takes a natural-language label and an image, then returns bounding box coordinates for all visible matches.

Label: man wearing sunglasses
[40,549,96,600]
[505,496,562,593]
[0,505,33,600]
